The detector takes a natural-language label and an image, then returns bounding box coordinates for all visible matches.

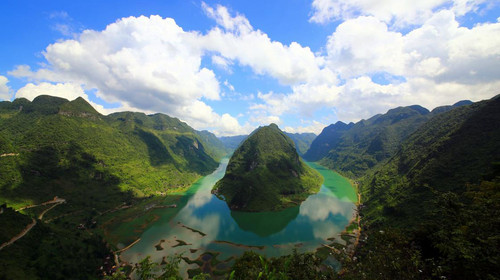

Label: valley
[0,94,498,279]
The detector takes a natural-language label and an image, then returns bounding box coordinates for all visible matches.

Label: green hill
[306,103,470,178]
[0,95,229,279]
[361,97,500,228]
[212,124,323,211]
[0,95,227,205]
[284,132,316,156]
[304,121,353,161]
[340,97,500,279]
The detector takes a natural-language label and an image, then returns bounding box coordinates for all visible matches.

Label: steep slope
[195,130,230,160]
[347,96,500,279]
[310,106,431,177]
[212,124,323,211]
[284,132,316,156]
[307,101,475,179]
[0,95,229,279]
[362,97,500,227]
[304,121,353,161]
[0,95,226,206]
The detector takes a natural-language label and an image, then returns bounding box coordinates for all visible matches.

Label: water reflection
[120,159,356,272]
[231,206,300,237]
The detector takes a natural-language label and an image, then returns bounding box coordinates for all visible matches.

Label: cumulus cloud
[9,5,334,135]
[326,16,408,78]
[284,120,326,135]
[7,3,500,135]
[252,7,500,126]
[309,0,492,26]
[201,3,330,86]
[0,76,11,100]
[10,15,253,135]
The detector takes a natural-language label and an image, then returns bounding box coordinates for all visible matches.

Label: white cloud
[212,55,233,71]
[223,80,235,91]
[284,120,326,135]
[10,15,252,136]
[45,15,217,107]
[201,3,329,86]
[236,6,499,126]
[309,0,492,26]
[16,82,84,101]
[309,10,499,121]
[202,2,252,34]
[7,3,500,135]
[0,76,11,100]
[248,111,282,127]
[326,16,408,78]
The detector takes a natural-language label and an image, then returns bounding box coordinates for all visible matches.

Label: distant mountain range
[219,131,316,157]
[304,100,473,177]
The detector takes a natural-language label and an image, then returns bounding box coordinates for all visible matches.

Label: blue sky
[1,0,499,135]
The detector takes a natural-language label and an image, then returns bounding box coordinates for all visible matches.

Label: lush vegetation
[0,95,227,203]
[304,121,353,162]
[105,250,334,280]
[0,205,112,280]
[213,124,323,211]
[284,132,316,156]
[2,93,498,279]
[0,95,227,279]
[310,97,499,279]
[305,101,472,178]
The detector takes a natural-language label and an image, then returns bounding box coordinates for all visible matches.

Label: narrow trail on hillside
[0,218,36,251]
[0,197,66,251]
[0,153,19,157]
[19,197,66,210]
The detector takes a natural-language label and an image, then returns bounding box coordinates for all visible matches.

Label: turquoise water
[121,158,356,273]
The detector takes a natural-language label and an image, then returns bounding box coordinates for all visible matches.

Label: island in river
[212,124,323,211]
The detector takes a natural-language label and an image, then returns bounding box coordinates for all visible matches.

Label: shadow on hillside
[136,128,219,174]
[136,129,174,166]
[0,142,134,213]
[173,135,218,174]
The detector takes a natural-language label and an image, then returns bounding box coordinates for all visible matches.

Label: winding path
[0,218,36,251]
[0,197,66,251]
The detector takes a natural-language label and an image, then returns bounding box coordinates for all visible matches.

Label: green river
[119,158,357,275]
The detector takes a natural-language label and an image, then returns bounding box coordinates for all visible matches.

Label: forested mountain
[336,96,500,279]
[213,124,322,211]
[0,95,228,279]
[1,94,498,279]
[0,95,226,202]
[304,121,354,161]
[284,132,316,156]
[305,101,472,178]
